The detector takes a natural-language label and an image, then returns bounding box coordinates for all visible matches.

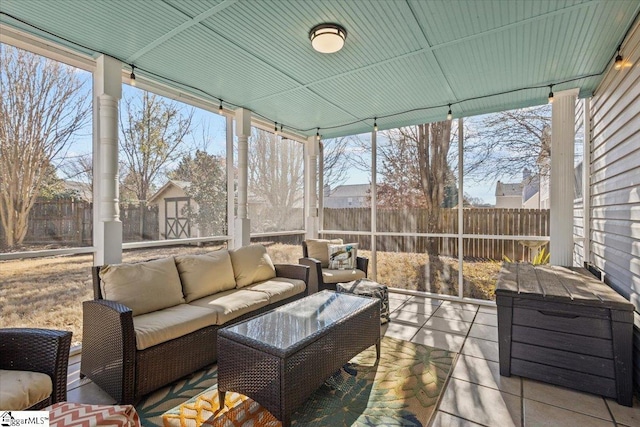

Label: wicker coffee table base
[217,298,380,427]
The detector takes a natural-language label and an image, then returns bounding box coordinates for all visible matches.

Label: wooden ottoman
[337,278,390,324]
[496,262,634,406]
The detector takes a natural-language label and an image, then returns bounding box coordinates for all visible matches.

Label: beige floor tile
[423,316,471,335]
[387,292,413,301]
[431,411,484,426]
[439,378,522,427]
[451,355,521,396]
[473,312,498,327]
[66,381,116,405]
[431,306,478,323]
[395,299,441,315]
[389,309,431,327]
[606,396,640,426]
[468,323,498,342]
[523,399,614,426]
[523,379,611,421]
[410,328,466,352]
[439,301,479,312]
[389,299,406,312]
[461,337,500,362]
[381,322,420,341]
[478,305,498,314]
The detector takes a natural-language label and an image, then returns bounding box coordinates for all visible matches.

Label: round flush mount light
[309,23,347,53]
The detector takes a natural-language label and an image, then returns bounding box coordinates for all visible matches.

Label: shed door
[165,197,191,239]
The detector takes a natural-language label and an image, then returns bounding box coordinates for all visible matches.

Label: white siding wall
[589,19,640,391]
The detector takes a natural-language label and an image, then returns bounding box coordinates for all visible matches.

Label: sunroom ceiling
[1,0,638,138]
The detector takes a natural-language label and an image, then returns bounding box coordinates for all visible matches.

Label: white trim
[582,98,592,265]
[320,230,549,241]
[0,246,96,261]
[250,230,306,238]
[389,288,496,307]
[122,235,231,249]
[0,24,96,72]
[458,117,465,299]
[371,129,378,280]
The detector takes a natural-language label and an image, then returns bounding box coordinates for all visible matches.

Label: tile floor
[66,292,640,427]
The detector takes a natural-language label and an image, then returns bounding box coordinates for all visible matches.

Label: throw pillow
[229,244,277,288]
[175,251,236,302]
[327,243,358,270]
[99,257,185,316]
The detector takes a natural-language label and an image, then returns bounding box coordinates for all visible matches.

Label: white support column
[226,115,235,247]
[234,108,251,248]
[93,55,122,265]
[318,143,325,233]
[370,129,377,281]
[458,118,464,298]
[304,136,319,239]
[550,88,579,266]
[582,98,592,265]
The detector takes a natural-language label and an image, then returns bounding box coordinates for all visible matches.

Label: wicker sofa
[81,245,309,404]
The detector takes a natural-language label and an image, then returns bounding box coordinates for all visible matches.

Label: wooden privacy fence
[0,198,159,248]
[322,207,550,261]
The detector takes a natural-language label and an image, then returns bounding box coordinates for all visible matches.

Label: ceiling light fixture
[373,118,378,132]
[614,45,624,70]
[130,64,136,87]
[316,128,321,141]
[274,122,279,135]
[447,104,453,121]
[218,99,223,114]
[309,23,347,54]
[548,85,554,104]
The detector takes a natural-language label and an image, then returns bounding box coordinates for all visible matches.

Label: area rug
[135,336,455,427]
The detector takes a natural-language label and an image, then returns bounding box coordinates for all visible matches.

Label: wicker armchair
[0,328,72,409]
[299,240,368,293]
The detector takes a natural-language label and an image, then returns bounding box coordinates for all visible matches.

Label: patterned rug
[135,336,455,427]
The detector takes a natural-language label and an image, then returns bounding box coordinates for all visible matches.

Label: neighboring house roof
[327,184,371,198]
[495,181,523,197]
[63,180,92,201]
[148,180,191,204]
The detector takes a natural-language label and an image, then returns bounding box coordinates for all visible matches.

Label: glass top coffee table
[217,290,380,426]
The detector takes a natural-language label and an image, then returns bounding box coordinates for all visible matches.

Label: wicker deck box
[496,262,634,406]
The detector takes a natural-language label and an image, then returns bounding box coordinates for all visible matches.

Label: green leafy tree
[170,150,227,235]
[0,44,90,247]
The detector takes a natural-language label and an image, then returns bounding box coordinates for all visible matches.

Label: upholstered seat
[0,328,72,410]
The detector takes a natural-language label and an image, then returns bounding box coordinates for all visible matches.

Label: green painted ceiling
[1,0,638,138]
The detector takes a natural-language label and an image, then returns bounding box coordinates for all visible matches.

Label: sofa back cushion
[175,251,236,302]
[229,245,276,288]
[99,257,185,316]
[305,238,343,268]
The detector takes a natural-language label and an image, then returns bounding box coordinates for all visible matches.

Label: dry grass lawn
[0,242,499,347]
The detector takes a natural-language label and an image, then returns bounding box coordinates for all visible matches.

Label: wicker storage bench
[496,262,634,406]
[337,278,390,323]
[217,290,380,426]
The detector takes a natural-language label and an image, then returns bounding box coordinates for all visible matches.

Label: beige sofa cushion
[0,369,52,410]
[99,257,185,316]
[229,245,276,288]
[133,304,218,350]
[306,239,343,268]
[322,267,366,284]
[244,277,306,304]
[175,251,236,302]
[189,289,269,324]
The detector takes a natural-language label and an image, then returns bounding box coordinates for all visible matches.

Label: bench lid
[495,262,634,311]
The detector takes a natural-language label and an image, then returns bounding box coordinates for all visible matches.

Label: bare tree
[248,129,304,231]
[0,45,90,247]
[466,105,551,183]
[321,136,354,190]
[119,91,194,203]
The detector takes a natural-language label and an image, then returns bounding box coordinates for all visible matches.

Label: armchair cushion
[99,257,185,316]
[321,268,366,284]
[229,245,276,288]
[305,239,343,268]
[0,369,52,410]
[175,252,236,302]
